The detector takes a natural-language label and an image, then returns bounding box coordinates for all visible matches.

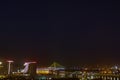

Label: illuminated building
[36,62,65,78]
[36,68,50,74]
[21,62,37,76]
[7,60,14,75]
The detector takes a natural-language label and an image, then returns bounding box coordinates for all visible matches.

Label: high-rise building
[21,62,37,76]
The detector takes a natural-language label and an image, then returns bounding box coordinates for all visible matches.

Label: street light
[7,60,14,75]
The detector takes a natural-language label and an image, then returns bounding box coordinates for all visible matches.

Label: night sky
[0,1,119,66]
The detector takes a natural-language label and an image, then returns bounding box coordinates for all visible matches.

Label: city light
[7,60,14,63]
[0,60,118,80]
[0,62,2,65]
[7,60,14,75]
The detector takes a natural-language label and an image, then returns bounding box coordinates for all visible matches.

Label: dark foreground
[0,77,108,80]
[0,77,80,80]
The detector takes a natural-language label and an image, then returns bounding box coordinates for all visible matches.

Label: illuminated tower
[21,62,37,76]
[7,60,14,75]
[28,62,37,76]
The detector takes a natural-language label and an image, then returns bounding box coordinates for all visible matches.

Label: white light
[7,60,14,63]
[0,62,2,65]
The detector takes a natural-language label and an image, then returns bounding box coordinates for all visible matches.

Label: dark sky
[0,1,119,66]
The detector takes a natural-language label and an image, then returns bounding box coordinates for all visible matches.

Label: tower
[21,62,37,76]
